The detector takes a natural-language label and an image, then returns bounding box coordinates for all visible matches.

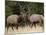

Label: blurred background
[5,1,44,17]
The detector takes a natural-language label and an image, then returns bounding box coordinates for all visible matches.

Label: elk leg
[16,24,18,30]
[12,24,14,30]
[7,24,9,31]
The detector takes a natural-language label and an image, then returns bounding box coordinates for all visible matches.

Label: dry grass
[5,24,44,35]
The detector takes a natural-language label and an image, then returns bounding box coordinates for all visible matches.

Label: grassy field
[5,24,44,35]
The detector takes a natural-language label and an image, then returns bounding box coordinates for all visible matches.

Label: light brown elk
[7,15,23,30]
[28,14,44,27]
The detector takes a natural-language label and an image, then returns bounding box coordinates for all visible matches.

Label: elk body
[28,14,44,27]
[7,15,23,30]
